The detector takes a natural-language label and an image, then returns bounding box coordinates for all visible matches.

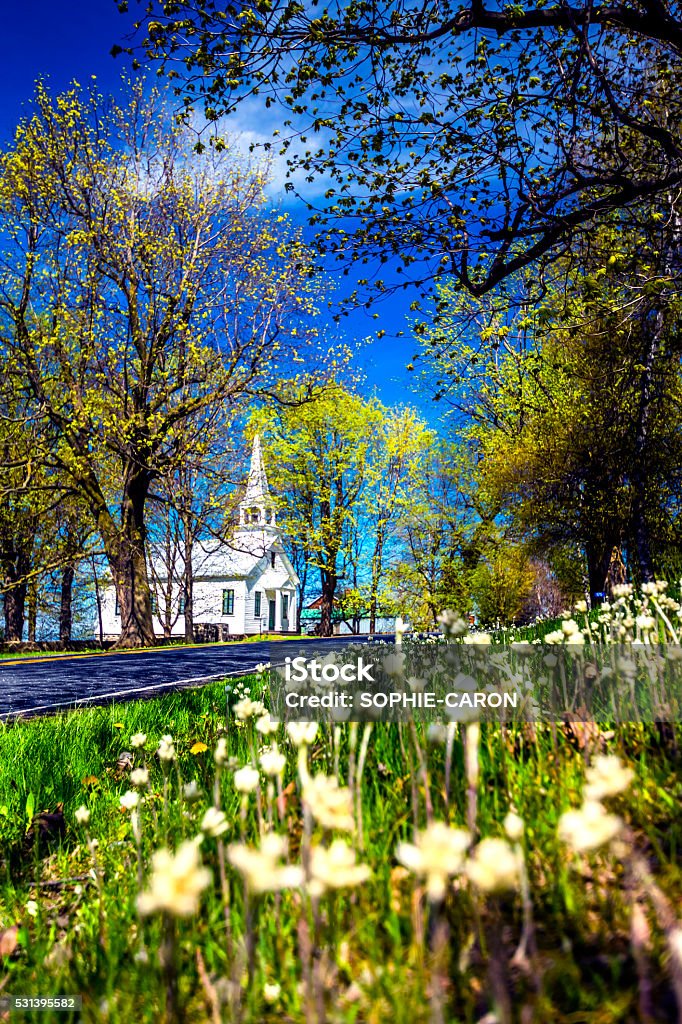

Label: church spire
[238,434,277,530]
[244,434,271,504]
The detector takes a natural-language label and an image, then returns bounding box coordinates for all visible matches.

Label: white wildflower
[227,833,303,893]
[444,699,480,724]
[466,838,521,892]
[396,822,471,901]
[303,774,355,832]
[286,722,318,747]
[453,672,477,692]
[309,839,371,896]
[130,768,149,788]
[382,653,406,677]
[256,714,279,736]
[584,755,634,800]
[183,781,201,802]
[406,676,427,693]
[137,841,211,917]
[263,982,281,1003]
[503,811,524,843]
[558,800,623,853]
[427,724,448,744]
[201,807,229,838]
[234,765,260,793]
[260,745,286,777]
[75,805,90,826]
[437,609,468,637]
[233,697,267,721]
[120,790,140,811]
[157,736,176,762]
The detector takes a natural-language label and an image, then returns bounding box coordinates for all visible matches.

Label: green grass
[0,647,107,660]
[0,675,680,1023]
[0,634,311,661]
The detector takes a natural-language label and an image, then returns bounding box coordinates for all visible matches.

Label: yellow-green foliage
[0,79,321,642]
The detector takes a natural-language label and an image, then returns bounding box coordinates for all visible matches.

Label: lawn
[0,613,680,1022]
[0,635,311,662]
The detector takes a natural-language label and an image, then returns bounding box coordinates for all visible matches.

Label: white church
[100,436,300,640]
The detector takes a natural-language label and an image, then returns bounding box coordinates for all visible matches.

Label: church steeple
[238,434,278,531]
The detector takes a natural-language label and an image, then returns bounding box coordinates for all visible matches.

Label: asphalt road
[0,635,386,718]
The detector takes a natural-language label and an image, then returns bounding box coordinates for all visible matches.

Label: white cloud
[189,96,335,203]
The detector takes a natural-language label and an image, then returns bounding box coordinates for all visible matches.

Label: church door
[268,599,276,631]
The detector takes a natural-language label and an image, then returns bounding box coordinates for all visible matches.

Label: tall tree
[0,403,58,642]
[416,238,682,600]
[54,500,93,645]
[388,442,484,627]
[0,80,318,647]
[252,384,383,636]
[363,408,433,632]
[146,405,241,642]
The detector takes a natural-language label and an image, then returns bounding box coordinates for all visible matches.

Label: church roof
[190,540,267,580]
[149,537,299,587]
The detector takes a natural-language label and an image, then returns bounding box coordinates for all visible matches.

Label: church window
[151,594,158,615]
[179,594,186,614]
[222,589,235,615]
[254,591,261,617]
[271,552,276,568]
[281,593,288,619]
[115,595,120,616]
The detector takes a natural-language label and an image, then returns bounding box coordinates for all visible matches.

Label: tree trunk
[3,582,26,641]
[59,564,75,645]
[104,471,155,649]
[628,307,664,584]
[319,569,336,638]
[295,562,307,635]
[585,541,618,607]
[369,525,385,634]
[111,543,155,648]
[183,517,194,644]
[27,579,37,643]
[628,188,680,585]
[2,541,32,642]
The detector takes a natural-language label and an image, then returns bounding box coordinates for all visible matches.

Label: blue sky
[0,0,426,413]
